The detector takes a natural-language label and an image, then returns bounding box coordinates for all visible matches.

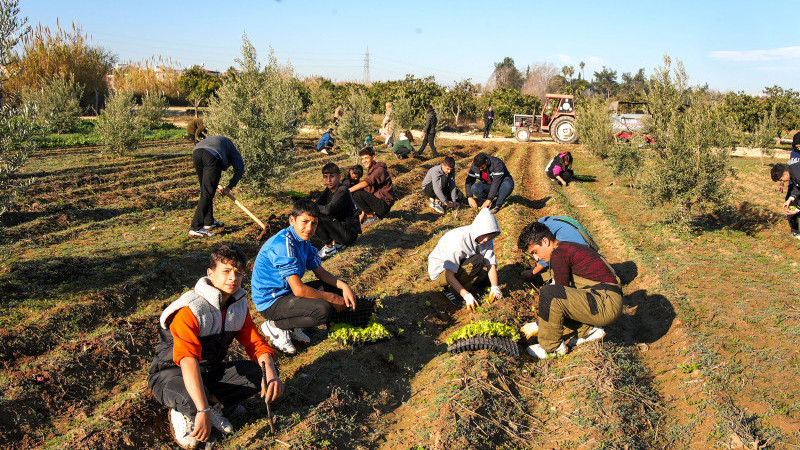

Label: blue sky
[20,0,800,94]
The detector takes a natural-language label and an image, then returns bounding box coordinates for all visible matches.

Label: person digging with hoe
[517,222,622,359]
[148,243,284,449]
[252,199,370,355]
[189,136,245,238]
[428,208,504,310]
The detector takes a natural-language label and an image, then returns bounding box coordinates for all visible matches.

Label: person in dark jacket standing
[465,153,515,213]
[483,107,494,138]
[148,243,283,448]
[349,147,396,226]
[422,156,463,214]
[415,104,438,157]
[313,163,362,259]
[190,136,245,237]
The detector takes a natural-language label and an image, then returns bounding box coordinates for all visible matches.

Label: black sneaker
[443,289,462,306]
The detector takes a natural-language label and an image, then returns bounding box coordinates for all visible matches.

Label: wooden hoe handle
[223,192,266,230]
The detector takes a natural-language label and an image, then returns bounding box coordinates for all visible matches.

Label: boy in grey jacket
[427,208,503,310]
[422,156,463,214]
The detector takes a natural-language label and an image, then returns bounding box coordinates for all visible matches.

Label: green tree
[205,34,301,192]
[592,66,618,99]
[4,21,115,109]
[335,88,372,158]
[490,57,524,91]
[178,65,221,117]
[642,55,735,222]
[618,68,648,101]
[390,93,414,139]
[574,96,614,159]
[722,91,763,133]
[478,87,540,124]
[137,89,168,129]
[21,74,83,133]
[442,79,477,126]
[306,81,335,132]
[762,86,800,137]
[740,106,778,166]
[96,90,140,156]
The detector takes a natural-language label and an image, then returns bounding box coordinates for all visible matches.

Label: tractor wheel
[515,128,531,142]
[550,116,578,144]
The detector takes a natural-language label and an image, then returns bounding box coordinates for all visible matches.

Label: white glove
[463,293,477,311]
[520,322,539,339]
[489,286,503,301]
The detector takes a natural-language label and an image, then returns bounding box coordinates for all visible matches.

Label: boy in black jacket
[465,153,515,214]
[313,163,362,258]
[771,162,800,239]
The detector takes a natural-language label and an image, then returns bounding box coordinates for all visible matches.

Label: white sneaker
[317,245,337,259]
[261,321,296,354]
[169,408,199,449]
[291,328,311,344]
[526,341,568,359]
[428,197,436,207]
[189,228,214,237]
[209,404,233,435]
[332,242,347,251]
[572,327,606,347]
[320,149,330,155]
[431,201,446,214]
[204,221,224,231]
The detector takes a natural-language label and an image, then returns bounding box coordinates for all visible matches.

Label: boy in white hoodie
[427,208,503,309]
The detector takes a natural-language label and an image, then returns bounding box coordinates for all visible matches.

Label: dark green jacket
[423,109,438,135]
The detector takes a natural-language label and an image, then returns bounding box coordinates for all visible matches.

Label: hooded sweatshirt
[427,208,501,280]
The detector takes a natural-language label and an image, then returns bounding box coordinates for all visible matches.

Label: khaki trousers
[435,253,487,291]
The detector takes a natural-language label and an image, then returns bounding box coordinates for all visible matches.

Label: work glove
[463,293,478,311]
[520,322,539,339]
[489,286,503,301]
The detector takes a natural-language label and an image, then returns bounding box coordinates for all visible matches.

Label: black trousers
[191,148,222,231]
[312,216,360,247]
[417,133,437,156]
[352,190,391,217]
[483,120,493,138]
[547,168,574,184]
[148,360,262,415]
[259,280,371,329]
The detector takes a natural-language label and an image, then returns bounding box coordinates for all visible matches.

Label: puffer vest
[149,277,249,374]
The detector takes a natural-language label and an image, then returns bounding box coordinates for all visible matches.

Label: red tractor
[512,94,577,144]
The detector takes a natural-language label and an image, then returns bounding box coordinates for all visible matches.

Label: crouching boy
[148,243,284,449]
[253,199,360,355]
[427,208,503,310]
[517,223,622,359]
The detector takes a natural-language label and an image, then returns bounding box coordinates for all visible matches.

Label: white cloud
[587,56,606,66]
[710,46,800,62]
[556,54,572,64]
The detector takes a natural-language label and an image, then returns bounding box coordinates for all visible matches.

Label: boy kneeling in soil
[313,163,362,259]
[517,223,621,359]
[465,153,515,214]
[253,199,361,355]
[422,156,464,214]
[771,161,800,240]
[148,243,283,449]
[427,208,503,310]
[349,147,396,227]
[521,216,598,285]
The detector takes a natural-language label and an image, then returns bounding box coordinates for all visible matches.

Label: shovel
[222,191,269,240]
[261,361,276,434]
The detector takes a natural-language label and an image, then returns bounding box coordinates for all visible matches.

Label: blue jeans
[470,177,515,208]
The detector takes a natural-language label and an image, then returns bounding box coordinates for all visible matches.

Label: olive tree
[21,74,84,133]
[574,96,614,159]
[96,90,139,156]
[335,88,372,158]
[642,55,735,222]
[205,34,301,191]
[137,89,168,129]
[306,81,335,132]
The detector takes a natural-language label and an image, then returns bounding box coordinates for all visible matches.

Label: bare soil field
[1,134,798,449]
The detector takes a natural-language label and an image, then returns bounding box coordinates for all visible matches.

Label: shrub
[739,106,778,166]
[4,21,115,109]
[574,96,614,159]
[390,93,414,140]
[96,90,139,156]
[306,82,335,132]
[335,88,372,158]
[0,104,36,215]
[137,90,168,129]
[205,34,301,192]
[608,137,646,188]
[642,55,735,222]
[21,75,84,133]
